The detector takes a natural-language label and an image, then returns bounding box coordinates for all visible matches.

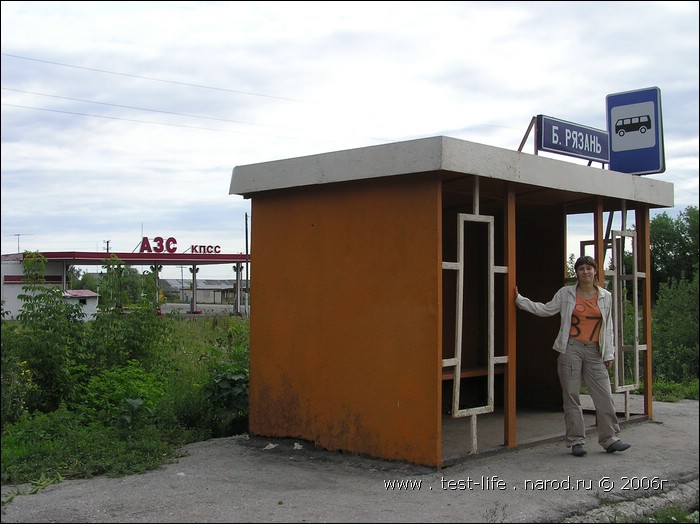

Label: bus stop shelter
[229,136,673,468]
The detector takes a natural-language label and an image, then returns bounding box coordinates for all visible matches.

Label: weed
[483,500,508,523]
[1,472,64,509]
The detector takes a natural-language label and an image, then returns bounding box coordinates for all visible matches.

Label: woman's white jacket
[515,284,615,362]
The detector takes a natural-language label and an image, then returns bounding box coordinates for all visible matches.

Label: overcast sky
[2,1,698,280]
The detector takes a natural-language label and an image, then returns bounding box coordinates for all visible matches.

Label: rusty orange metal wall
[248,174,443,466]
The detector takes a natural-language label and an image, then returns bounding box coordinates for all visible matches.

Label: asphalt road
[159,303,241,316]
[2,399,698,523]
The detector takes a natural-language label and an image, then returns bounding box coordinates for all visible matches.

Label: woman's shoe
[606,440,631,453]
[572,444,587,456]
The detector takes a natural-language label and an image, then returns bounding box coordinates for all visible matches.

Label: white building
[62,289,100,320]
[1,253,98,321]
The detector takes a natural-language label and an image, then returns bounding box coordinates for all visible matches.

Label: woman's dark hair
[574,256,598,271]
[574,255,598,271]
[574,256,599,287]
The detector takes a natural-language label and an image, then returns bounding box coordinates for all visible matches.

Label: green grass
[1,314,249,487]
[626,504,699,523]
[593,493,699,523]
[650,378,699,402]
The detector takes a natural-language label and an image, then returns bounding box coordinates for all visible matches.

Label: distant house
[159,278,248,305]
[62,289,99,320]
[2,254,99,321]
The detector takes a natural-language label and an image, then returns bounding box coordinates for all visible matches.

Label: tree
[12,251,85,412]
[646,206,699,384]
[652,270,699,382]
[66,265,82,288]
[566,253,576,279]
[80,272,100,293]
[98,255,143,311]
[650,206,699,302]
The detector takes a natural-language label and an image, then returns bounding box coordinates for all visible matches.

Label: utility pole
[103,240,111,254]
[177,265,186,303]
[245,212,250,318]
[233,262,242,315]
[189,266,199,314]
[5,233,32,253]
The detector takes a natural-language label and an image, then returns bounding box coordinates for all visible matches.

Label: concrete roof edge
[229,135,674,208]
[229,136,446,196]
[440,137,674,208]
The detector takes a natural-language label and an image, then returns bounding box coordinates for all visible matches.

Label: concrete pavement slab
[1,399,697,523]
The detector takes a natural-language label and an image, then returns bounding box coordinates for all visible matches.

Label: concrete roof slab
[230,136,673,209]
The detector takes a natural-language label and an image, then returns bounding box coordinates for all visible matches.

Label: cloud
[2,1,698,279]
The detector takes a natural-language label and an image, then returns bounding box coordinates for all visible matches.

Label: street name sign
[536,115,609,163]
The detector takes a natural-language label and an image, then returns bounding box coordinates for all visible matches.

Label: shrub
[72,361,166,430]
[1,405,176,484]
[652,272,699,383]
[1,325,41,429]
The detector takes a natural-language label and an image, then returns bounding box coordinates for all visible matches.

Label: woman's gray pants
[557,338,621,450]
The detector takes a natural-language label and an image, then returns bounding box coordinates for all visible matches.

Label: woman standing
[515,255,631,457]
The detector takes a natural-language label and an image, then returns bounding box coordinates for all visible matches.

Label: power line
[2,53,312,104]
[1,103,252,134]
[2,101,356,140]
[1,87,308,131]
[0,53,390,142]
[1,97,388,141]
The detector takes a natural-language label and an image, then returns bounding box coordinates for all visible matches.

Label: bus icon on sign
[615,115,651,137]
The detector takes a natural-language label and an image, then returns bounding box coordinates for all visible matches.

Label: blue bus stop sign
[606,87,665,175]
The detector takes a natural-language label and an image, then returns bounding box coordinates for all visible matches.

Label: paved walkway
[2,399,698,523]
